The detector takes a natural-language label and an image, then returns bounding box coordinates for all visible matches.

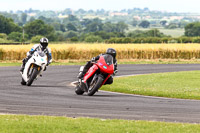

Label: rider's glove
[113,70,118,76]
[44,66,47,71]
[114,70,118,74]
[47,62,50,66]
[91,57,96,63]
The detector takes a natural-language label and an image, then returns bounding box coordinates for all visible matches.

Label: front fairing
[83,64,98,83]
[21,51,47,82]
[33,51,47,67]
[96,55,114,74]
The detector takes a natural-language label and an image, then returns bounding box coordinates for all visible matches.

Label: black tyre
[75,85,84,95]
[21,78,26,85]
[87,75,104,96]
[27,67,39,86]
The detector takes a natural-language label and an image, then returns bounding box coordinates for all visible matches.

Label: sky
[0,0,200,13]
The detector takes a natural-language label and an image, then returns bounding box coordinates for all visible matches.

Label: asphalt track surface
[1,64,200,123]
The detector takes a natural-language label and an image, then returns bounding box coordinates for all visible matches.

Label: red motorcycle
[75,54,114,96]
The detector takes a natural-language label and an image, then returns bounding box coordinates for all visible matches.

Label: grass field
[101,71,200,100]
[0,115,200,133]
[128,27,185,37]
[159,28,185,37]
[1,43,200,61]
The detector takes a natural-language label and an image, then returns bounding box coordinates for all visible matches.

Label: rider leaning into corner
[20,37,52,73]
[78,48,118,85]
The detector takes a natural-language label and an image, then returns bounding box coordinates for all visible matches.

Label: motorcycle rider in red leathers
[78,48,118,85]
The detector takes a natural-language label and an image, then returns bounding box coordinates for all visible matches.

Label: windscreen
[103,54,113,66]
[37,51,46,57]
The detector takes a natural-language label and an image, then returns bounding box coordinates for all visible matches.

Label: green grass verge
[119,60,200,64]
[102,71,200,100]
[0,62,21,66]
[0,115,200,133]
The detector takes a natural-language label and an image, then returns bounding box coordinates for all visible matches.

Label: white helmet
[40,37,48,49]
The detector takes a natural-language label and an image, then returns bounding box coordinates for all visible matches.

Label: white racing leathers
[28,44,52,61]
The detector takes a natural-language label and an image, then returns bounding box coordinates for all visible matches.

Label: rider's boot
[20,65,25,73]
[20,61,26,73]
[78,61,92,79]
[77,67,88,79]
[77,71,86,79]
[20,56,32,73]
[20,57,29,73]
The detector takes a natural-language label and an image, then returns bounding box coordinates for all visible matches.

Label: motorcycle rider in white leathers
[20,37,52,73]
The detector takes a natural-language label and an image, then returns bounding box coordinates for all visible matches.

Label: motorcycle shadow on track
[77,92,127,98]
[23,85,66,88]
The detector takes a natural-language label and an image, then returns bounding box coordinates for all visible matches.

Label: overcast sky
[0,0,200,13]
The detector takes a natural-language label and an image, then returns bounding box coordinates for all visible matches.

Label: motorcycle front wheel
[87,75,104,96]
[27,67,39,86]
[21,78,26,85]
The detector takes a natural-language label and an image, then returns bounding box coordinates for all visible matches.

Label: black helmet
[106,48,116,58]
[40,37,48,49]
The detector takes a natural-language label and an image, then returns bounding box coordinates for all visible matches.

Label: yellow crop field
[0,43,200,60]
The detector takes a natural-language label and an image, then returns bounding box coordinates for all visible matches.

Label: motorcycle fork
[27,64,34,77]
[37,66,41,71]
[31,64,41,71]
[90,74,98,85]
[80,73,98,92]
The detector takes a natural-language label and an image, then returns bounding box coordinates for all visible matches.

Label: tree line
[2,7,197,29]
[0,14,200,43]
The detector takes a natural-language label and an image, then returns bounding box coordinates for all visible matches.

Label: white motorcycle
[20,51,48,86]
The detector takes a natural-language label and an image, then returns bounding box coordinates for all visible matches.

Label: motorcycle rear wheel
[75,85,84,95]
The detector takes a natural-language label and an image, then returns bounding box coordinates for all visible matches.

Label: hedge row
[105,37,200,44]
